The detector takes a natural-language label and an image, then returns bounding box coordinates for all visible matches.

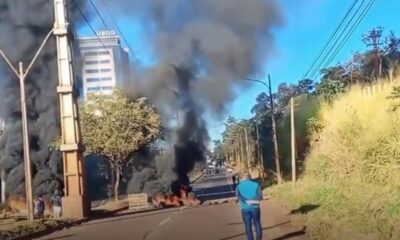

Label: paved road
[35,172,307,240]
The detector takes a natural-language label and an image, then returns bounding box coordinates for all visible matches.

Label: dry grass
[269,79,400,240]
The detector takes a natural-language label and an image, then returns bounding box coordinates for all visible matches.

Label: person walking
[236,172,263,240]
[50,190,62,218]
[35,194,45,220]
[232,174,237,191]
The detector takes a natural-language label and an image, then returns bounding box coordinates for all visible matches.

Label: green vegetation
[217,27,400,240]
[80,89,163,200]
[270,80,400,240]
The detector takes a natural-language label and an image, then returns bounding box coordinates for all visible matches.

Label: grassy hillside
[269,80,400,240]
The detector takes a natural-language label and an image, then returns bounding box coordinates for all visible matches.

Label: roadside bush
[270,79,400,240]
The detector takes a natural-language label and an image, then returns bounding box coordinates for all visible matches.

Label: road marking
[180,206,187,210]
[158,217,171,226]
[197,191,235,197]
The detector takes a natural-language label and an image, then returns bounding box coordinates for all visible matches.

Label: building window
[86,78,101,83]
[102,86,114,91]
[99,51,110,55]
[85,60,98,65]
[99,60,111,64]
[100,69,111,73]
[84,52,98,56]
[87,87,101,92]
[86,69,99,74]
[102,77,112,81]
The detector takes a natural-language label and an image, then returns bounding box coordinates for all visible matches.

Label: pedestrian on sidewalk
[232,174,237,191]
[236,172,263,240]
[50,190,62,218]
[35,194,45,220]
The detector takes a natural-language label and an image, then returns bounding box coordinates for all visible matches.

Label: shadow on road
[290,204,320,215]
[272,228,306,240]
[45,234,76,240]
[219,221,292,240]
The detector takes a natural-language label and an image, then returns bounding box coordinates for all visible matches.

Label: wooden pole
[291,97,296,187]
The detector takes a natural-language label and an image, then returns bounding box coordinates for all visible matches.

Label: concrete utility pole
[54,0,89,218]
[290,97,296,187]
[18,62,34,221]
[0,120,5,204]
[268,75,282,184]
[0,29,54,221]
[255,120,264,180]
[245,76,282,184]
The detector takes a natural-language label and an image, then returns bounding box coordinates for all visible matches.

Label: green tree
[298,79,315,96]
[80,90,162,200]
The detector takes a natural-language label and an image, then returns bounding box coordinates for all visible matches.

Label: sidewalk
[258,199,307,240]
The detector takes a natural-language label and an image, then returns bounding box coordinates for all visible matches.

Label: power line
[72,0,108,50]
[99,0,138,61]
[323,0,376,68]
[309,0,366,79]
[302,0,360,79]
[88,0,110,30]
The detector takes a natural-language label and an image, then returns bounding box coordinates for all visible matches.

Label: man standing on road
[236,172,263,240]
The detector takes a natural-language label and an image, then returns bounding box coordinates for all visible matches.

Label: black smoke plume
[117,0,284,194]
[0,0,86,197]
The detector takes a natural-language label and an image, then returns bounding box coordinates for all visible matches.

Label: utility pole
[268,75,282,184]
[291,97,296,187]
[0,29,54,221]
[245,76,282,184]
[54,0,89,218]
[19,62,34,221]
[0,120,5,204]
[255,121,264,180]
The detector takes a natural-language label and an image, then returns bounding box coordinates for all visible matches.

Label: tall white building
[76,31,130,100]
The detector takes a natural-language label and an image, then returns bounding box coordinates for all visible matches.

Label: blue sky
[79,0,400,144]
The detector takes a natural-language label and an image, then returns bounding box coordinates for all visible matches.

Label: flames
[5,196,53,216]
[152,185,201,208]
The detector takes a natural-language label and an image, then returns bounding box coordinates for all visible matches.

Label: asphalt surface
[34,171,308,240]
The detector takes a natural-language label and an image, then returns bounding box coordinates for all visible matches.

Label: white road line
[197,191,234,197]
[158,217,171,226]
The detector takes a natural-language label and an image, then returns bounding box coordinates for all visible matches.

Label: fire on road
[34,171,307,240]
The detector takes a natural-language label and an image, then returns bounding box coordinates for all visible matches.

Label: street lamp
[0,29,54,221]
[245,75,282,184]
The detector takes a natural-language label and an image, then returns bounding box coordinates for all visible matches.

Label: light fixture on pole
[0,29,54,221]
[245,75,282,184]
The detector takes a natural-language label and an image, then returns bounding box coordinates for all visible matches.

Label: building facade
[76,31,130,100]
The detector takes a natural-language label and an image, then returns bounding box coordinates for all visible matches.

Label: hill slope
[270,80,400,240]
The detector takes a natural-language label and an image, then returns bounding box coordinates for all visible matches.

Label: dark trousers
[241,208,262,240]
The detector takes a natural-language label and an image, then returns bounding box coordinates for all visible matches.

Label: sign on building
[128,193,149,210]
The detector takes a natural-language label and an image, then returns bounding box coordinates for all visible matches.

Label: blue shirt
[236,179,262,210]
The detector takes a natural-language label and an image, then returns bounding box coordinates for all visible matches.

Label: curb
[6,204,130,240]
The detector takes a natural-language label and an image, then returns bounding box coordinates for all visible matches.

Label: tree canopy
[80,89,163,200]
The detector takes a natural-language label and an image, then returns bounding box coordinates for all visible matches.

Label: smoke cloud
[0,0,86,197]
[0,0,284,198]
[117,0,284,194]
